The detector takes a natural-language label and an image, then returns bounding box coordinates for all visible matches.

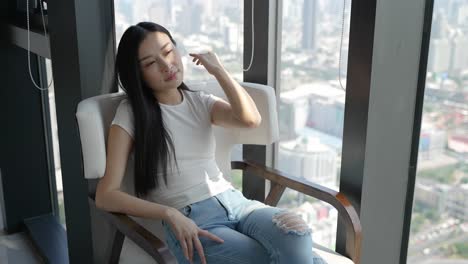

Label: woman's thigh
[215,189,318,263]
[237,207,317,264]
[162,195,270,264]
[164,223,270,264]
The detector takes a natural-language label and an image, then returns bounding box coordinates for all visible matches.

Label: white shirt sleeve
[111,99,135,139]
[198,90,222,116]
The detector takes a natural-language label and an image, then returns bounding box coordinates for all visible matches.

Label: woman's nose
[160,60,171,72]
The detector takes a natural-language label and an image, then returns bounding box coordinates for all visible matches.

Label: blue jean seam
[240,221,320,264]
[167,239,253,264]
[203,253,251,264]
[213,195,233,219]
[238,222,279,264]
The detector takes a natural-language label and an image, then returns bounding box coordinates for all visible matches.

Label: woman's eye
[147,61,155,67]
[166,50,173,55]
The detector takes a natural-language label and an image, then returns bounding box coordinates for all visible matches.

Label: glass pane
[114,0,244,187]
[275,0,351,250]
[45,59,66,227]
[114,0,244,83]
[231,144,243,191]
[407,1,468,262]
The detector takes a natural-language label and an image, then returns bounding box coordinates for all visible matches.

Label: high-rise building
[432,11,451,39]
[278,137,338,187]
[284,0,303,22]
[450,35,468,72]
[279,82,346,139]
[428,38,451,73]
[414,180,451,214]
[455,3,468,25]
[418,121,447,161]
[446,184,468,221]
[279,89,310,140]
[305,84,345,138]
[174,0,202,35]
[190,2,203,34]
[302,0,318,50]
[148,0,172,26]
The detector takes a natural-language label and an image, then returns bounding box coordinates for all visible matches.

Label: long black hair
[115,22,191,197]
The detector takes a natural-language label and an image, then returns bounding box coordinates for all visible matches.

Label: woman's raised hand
[189,51,226,76]
[165,208,224,264]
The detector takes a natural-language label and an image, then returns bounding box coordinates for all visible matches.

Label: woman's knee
[240,207,313,238]
[272,210,312,236]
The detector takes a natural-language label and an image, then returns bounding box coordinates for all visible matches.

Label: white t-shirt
[111,89,234,209]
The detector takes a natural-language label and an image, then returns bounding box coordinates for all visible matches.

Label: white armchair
[76,80,361,264]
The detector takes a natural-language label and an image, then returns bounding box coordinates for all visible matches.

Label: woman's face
[138,31,184,94]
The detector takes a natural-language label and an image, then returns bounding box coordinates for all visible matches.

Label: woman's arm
[189,51,261,128]
[95,125,177,221]
[211,68,261,128]
[96,125,224,263]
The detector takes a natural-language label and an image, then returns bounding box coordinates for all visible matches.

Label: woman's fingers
[198,229,224,243]
[178,229,223,264]
[193,237,207,264]
[190,53,206,65]
[187,237,194,263]
[179,238,189,261]
[192,57,202,65]
[189,53,201,58]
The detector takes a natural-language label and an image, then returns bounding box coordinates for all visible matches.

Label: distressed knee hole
[272,210,312,236]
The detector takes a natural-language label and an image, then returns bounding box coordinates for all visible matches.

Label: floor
[0,232,157,264]
[0,232,42,264]
[120,238,157,264]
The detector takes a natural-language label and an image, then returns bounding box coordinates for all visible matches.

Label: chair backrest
[76,80,279,185]
[76,80,278,245]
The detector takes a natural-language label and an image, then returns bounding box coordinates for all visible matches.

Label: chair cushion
[76,93,127,179]
[312,243,354,264]
[125,216,352,264]
[119,237,353,264]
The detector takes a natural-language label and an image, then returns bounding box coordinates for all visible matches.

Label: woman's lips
[165,72,177,81]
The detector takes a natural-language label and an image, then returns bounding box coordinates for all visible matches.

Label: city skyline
[107,0,468,259]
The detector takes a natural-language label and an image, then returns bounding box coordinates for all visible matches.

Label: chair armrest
[232,160,361,264]
[89,198,176,264]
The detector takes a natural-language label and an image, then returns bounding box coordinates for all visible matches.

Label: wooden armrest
[89,198,176,264]
[232,160,361,264]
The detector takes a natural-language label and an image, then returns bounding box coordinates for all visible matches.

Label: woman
[96,22,319,264]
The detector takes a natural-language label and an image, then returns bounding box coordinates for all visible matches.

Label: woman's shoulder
[112,97,135,138]
[183,89,204,97]
[182,89,207,104]
[183,89,216,101]
[116,98,133,113]
[113,98,134,122]
[119,97,131,106]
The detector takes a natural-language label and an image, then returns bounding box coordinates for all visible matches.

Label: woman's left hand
[189,51,226,76]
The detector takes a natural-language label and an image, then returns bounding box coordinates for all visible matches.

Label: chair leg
[109,229,125,264]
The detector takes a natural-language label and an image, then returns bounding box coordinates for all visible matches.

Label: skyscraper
[432,11,451,39]
[428,39,451,73]
[302,0,318,50]
[148,0,172,26]
[450,35,468,72]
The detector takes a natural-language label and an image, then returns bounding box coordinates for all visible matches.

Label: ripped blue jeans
[162,188,324,264]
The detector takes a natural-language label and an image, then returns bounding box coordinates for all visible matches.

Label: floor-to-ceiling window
[113,0,245,189]
[275,0,351,250]
[45,59,66,227]
[408,0,468,262]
